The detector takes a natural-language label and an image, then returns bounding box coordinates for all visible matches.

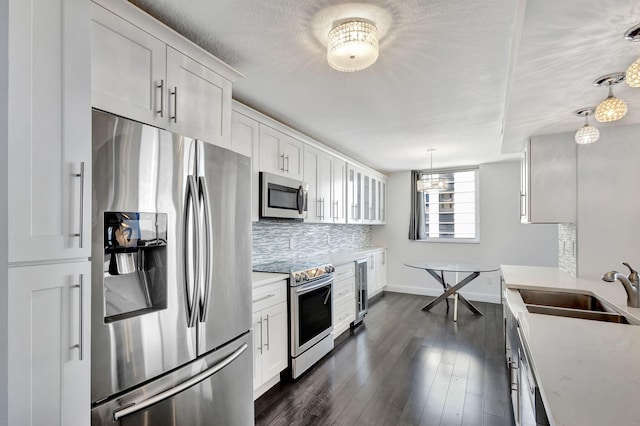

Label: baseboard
[384,284,501,304]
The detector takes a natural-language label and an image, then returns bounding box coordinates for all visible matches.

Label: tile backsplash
[558,223,577,277]
[252,221,372,265]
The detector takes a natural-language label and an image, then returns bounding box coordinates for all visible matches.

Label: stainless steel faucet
[602,264,640,308]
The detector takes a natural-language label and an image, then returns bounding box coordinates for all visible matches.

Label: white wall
[373,161,558,303]
[0,0,8,420]
[577,123,640,281]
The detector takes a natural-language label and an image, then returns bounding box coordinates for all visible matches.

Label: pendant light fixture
[327,18,379,72]
[624,23,640,88]
[594,72,627,122]
[573,107,599,144]
[417,149,447,192]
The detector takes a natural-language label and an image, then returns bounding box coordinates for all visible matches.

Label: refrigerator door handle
[112,342,249,421]
[197,176,212,322]
[184,175,200,328]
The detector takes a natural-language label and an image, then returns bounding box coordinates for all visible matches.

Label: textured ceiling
[127,0,640,172]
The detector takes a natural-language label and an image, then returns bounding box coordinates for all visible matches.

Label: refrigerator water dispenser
[103,212,168,322]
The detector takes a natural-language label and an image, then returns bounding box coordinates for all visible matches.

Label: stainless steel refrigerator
[90,109,253,425]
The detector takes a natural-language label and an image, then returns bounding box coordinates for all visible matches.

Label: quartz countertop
[501,265,640,426]
[325,247,386,266]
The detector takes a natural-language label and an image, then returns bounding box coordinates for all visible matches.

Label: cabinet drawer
[333,298,355,337]
[333,276,355,305]
[252,279,287,312]
[333,262,355,280]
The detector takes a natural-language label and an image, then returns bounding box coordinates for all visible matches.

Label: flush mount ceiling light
[593,72,627,122]
[417,149,447,192]
[573,107,600,145]
[624,23,640,88]
[327,18,378,72]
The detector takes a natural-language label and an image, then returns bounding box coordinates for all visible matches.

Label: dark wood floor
[255,292,515,426]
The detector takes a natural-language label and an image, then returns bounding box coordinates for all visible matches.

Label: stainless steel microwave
[260,172,307,220]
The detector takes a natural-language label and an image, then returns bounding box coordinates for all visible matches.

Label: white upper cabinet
[90,1,239,148]
[166,46,232,148]
[304,145,333,223]
[259,124,304,181]
[91,3,166,128]
[332,158,347,224]
[521,135,576,224]
[8,0,91,263]
[231,110,260,222]
[347,165,364,224]
[378,180,386,224]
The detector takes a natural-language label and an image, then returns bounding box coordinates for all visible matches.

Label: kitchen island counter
[501,265,640,426]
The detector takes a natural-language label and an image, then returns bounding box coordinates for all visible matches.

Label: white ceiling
[128,0,640,173]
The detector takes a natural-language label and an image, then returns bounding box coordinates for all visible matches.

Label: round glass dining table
[404,260,500,321]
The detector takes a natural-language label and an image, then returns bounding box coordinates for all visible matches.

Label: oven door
[290,276,333,357]
[260,172,306,220]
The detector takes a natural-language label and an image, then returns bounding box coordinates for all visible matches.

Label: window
[422,168,478,241]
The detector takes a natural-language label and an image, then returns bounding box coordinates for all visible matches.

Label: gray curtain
[408,170,426,240]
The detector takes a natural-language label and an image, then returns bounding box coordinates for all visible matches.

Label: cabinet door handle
[264,315,270,350]
[280,153,285,172]
[285,155,290,173]
[73,162,85,248]
[72,275,84,361]
[156,79,164,117]
[257,318,263,354]
[170,86,178,123]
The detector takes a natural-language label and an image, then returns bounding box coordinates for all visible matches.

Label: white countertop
[501,265,640,426]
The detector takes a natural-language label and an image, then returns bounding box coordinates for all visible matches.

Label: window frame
[419,167,480,244]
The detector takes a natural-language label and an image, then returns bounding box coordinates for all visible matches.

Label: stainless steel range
[254,261,335,379]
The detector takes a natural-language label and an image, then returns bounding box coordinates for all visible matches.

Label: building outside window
[422,168,478,241]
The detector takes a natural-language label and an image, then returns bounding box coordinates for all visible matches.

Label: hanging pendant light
[573,107,599,144]
[594,72,627,122]
[624,23,640,88]
[417,149,447,192]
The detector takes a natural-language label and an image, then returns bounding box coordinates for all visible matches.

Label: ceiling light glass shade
[327,19,378,72]
[575,124,600,144]
[626,58,640,88]
[417,175,447,192]
[595,89,627,122]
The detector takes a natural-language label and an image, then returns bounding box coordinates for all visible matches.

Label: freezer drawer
[91,333,253,426]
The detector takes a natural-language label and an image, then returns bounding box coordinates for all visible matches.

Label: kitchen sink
[526,305,633,324]
[518,289,608,312]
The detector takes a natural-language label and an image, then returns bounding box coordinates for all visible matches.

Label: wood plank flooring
[255,292,515,426]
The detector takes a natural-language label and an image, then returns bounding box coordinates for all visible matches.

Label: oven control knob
[301,272,309,281]
[294,273,302,283]
[325,265,334,273]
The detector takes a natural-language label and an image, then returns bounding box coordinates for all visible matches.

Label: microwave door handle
[113,342,248,421]
[197,176,212,322]
[297,185,305,215]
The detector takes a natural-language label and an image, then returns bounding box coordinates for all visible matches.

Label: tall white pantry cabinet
[5,0,92,425]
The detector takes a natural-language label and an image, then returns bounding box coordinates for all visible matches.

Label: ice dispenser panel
[103,212,167,322]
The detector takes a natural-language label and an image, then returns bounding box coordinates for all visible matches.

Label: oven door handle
[295,277,333,295]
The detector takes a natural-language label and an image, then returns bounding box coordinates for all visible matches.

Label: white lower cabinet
[8,261,91,426]
[252,279,288,400]
[368,249,387,299]
[333,263,356,338]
